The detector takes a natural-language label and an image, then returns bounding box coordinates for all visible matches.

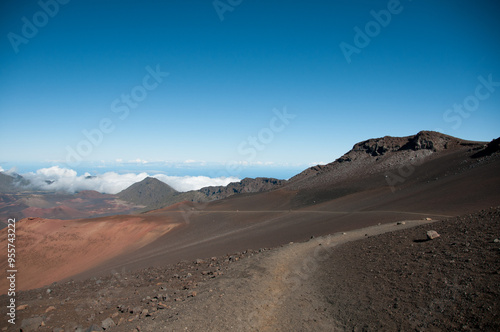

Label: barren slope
[4,132,499,292]
[6,208,499,331]
[75,138,499,283]
[0,216,179,292]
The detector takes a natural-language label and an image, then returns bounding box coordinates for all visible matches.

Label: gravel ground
[2,208,499,331]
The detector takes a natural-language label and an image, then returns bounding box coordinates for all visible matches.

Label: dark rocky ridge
[351,130,472,157]
[472,137,500,158]
[198,177,286,201]
[285,131,490,191]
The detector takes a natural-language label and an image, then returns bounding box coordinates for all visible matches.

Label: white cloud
[1,166,18,175]
[308,161,328,166]
[21,166,149,194]
[153,174,239,192]
[20,166,240,194]
[128,158,148,164]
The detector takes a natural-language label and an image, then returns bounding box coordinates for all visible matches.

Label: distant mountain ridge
[2,131,498,219]
[117,177,178,207]
[115,176,287,212]
[115,131,498,211]
[199,177,286,201]
[0,172,29,193]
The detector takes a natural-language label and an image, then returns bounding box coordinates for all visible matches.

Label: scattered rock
[426,230,440,240]
[131,306,143,314]
[46,288,52,294]
[17,304,29,310]
[425,217,432,221]
[45,305,56,313]
[101,317,116,330]
[157,302,168,309]
[493,238,500,243]
[188,291,197,298]
[195,258,204,264]
[397,221,406,225]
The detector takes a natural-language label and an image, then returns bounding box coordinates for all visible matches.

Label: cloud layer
[20,166,240,194]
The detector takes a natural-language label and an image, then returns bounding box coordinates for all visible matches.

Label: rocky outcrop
[199,177,286,201]
[286,131,486,190]
[471,137,500,158]
[350,131,471,157]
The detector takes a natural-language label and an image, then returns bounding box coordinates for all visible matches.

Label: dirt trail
[133,219,435,331]
[250,219,436,331]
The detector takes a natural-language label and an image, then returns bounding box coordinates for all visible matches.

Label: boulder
[426,230,440,240]
[102,317,116,330]
[20,316,44,331]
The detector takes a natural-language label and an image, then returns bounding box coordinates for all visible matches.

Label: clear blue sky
[1,0,499,175]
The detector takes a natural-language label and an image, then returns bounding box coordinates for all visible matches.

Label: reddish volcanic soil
[0,216,178,292]
[0,190,138,224]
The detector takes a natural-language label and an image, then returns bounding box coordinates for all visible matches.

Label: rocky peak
[346,131,468,159]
